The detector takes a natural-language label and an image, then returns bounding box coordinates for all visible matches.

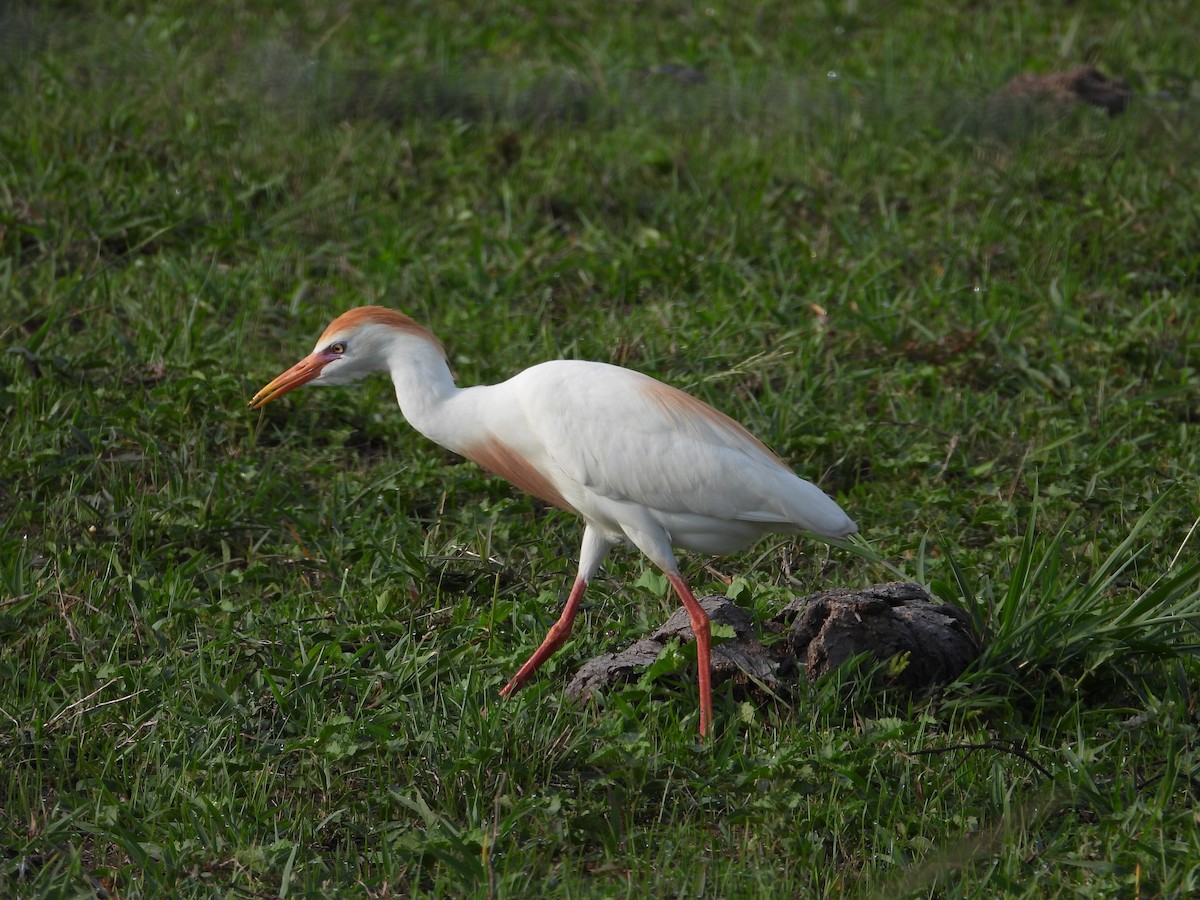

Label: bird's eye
[328,342,346,355]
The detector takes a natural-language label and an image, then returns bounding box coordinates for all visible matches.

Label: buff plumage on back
[638,379,786,469]
[318,306,446,358]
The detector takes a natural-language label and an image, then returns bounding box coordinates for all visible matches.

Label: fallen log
[565,582,981,701]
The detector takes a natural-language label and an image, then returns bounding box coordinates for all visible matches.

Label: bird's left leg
[665,572,712,740]
[624,523,714,739]
[499,525,613,698]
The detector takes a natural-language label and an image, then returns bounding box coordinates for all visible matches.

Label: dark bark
[769,582,982,689]
[993,66,1133,117]
[565,582,981,702]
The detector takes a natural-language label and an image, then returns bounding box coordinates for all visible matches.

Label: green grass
[3,0,1200,895]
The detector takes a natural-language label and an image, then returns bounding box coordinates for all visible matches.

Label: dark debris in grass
[567,583,981,703]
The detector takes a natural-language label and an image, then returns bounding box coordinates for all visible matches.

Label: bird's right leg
[499,525,612,698]
[499,575,588,697]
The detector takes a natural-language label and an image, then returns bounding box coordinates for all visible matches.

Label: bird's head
[249,306,444,409]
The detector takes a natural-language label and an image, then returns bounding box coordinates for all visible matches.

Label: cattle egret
[250,307,857,737]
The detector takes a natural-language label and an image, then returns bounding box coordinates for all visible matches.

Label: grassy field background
[3,1,1200,896]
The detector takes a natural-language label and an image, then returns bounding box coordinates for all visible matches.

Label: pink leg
[667,573,712,739]
[500,576,588,698]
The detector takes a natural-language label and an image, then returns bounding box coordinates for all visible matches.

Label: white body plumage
[251,306,856,737]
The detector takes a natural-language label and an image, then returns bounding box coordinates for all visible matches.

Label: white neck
[384,337,474,452]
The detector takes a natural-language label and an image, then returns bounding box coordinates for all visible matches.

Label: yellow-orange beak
[249,353,326,409]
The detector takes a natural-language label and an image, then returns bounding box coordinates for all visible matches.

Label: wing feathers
[493,361,852,536]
